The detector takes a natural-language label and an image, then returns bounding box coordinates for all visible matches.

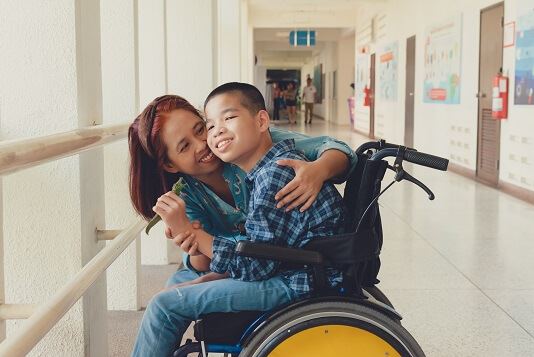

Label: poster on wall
[313,64,323,104]
[423,15,462,104]
[514,0,534,105]
[378,42,399,102]
[355,54,370,106]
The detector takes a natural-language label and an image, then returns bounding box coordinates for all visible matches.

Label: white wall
[301,42,338,120]
[167,0,215,109]
[501,0,534,191]
[299,34,355,125]
[353,0,534,193]
[337,34,356,126]
[101,0,141,311]
[217,0,242,85]
[138,0,175,265]
[0,0,107,354]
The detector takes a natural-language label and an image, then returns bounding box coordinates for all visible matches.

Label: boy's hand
[165,221,203,256]
[172,230,199,256]
[153,191,193,235]
[275,159,326,212]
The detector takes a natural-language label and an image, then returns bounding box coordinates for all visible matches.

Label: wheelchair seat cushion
[193,311,264,344]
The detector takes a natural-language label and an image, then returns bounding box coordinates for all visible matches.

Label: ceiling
[248,0,376,12]
[254,27,354,68]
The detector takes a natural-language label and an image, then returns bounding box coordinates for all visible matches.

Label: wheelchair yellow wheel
[269,324,400,357]
[240,301,425,357]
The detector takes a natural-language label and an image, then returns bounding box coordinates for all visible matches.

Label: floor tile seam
[380,202,534,340]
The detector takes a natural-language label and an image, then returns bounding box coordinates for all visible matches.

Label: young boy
[132,83,344,356]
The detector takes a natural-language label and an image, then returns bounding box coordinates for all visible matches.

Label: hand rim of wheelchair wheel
[240,301,424,357]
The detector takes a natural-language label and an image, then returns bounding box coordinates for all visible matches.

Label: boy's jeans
[131,268,298,357]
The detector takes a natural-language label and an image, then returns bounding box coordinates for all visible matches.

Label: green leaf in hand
[145,178,186,235]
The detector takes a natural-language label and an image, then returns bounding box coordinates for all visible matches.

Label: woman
[284,81,298,124]
[129,94,355,355]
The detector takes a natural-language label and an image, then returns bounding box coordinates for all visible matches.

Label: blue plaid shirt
[210,139,344,296]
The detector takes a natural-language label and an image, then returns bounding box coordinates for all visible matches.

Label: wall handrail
[0,219,146,356]
[0,123,129,176]
[0,304,37,320]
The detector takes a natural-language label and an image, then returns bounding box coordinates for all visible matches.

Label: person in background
[302,78,317,124]
[284,82,298,124]
[272,82,281,121]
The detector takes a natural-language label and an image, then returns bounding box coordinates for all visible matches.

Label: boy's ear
[257,110,270,133]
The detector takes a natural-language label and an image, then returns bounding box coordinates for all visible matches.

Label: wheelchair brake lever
[395,169,435,200]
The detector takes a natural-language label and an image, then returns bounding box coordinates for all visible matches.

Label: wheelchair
[174,140,449,357]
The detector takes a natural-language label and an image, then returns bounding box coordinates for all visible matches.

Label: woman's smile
[198,150,216,163]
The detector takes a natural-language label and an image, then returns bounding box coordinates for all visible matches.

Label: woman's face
[159,109,222,177]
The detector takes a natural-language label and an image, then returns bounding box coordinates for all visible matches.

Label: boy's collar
[246,139,295,182]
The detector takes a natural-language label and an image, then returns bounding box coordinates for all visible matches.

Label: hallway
[110,117,534,356]
[2,0,534,355]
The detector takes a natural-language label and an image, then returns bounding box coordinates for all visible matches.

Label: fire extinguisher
[492,72,508,119]
[363,85,371,106]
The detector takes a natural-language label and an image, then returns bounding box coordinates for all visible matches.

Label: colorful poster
[378,42,398,102]
[423,15,462,104]
[355,54,370,106]
[514,0,534,105]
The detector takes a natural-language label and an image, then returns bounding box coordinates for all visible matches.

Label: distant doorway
[476,3,503,186]
[404,35,416,147]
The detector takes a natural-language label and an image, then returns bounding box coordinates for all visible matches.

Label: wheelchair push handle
[403,150,449,171]
[355,139,416,155]
[370,147,448,171]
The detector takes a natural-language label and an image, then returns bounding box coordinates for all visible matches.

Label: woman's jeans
[131,268,298,357]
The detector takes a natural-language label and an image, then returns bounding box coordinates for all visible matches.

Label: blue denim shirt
[179,128,356,270]
[209,139,344,296]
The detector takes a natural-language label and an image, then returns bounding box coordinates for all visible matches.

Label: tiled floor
[110,116,534,356]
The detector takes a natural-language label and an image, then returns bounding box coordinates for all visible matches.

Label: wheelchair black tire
[239,301,425,357]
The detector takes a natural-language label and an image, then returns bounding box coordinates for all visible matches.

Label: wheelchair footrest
[194,311,264,344]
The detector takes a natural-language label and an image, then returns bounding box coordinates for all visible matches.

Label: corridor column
[138,0,179,265]
[0,0,107,355]
[101,0,141,311]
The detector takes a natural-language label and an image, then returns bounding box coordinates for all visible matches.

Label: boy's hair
[204,82,266,115]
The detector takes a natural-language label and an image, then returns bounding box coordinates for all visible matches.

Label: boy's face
[205,93,268,164]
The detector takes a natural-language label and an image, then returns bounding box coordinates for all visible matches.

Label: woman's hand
[165,221,202,256]
[171,230,199,255]
[275,159,327,212]
[153,191,192,235]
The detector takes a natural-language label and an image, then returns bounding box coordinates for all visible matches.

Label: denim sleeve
[270,128,357,183]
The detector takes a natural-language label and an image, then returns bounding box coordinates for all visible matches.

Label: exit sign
[289,30,316,46]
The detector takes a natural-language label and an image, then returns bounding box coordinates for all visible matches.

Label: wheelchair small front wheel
[240,301,424,357]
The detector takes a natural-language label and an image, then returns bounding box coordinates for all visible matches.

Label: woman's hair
[129,95,202,220]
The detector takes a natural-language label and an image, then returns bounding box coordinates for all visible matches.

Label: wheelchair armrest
[235,241,324,265]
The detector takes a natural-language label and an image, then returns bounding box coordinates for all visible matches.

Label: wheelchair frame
[173,140,448,357]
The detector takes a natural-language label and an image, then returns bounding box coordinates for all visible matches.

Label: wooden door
[404,35,416,147]
[476,3,503,186]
